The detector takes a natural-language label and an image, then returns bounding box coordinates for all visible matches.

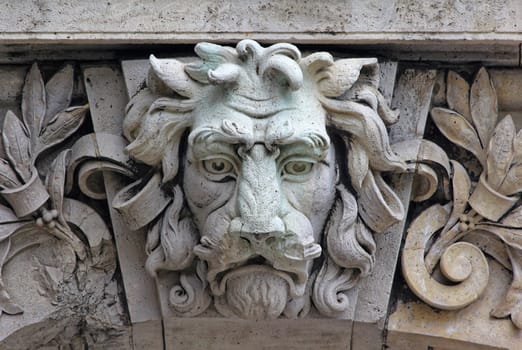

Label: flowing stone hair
[123,40,405,317]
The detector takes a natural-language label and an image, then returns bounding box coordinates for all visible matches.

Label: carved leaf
[504,130,522,164]
[501,206,522,228]
[476,224,522,251]
[0,239,22,315]
[21,63,46,140]
[2,111,32,181]
[499,163,522,196]
[431,107,484,166]
[0,221,23,244]
[37,104,88,155]
[0,204,25,266]
[0,203,20,224]
[470,67,498,148]
[499,128,522,194]
[446,70,471,123]
[512,130,522,165]
[442,160,471,234]
[45,150,71,219]
[44,64,74,126]
[0,158,21,189]
[486,115,515,190]
[463,231,511,270]
[490,247,522,328]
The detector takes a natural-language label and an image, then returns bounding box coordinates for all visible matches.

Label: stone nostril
[241,233,278,247]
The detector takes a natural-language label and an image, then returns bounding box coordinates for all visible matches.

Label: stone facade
[0,1,521,349]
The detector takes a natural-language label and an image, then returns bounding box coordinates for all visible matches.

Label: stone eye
[203,158,234,174]
[284,161,314,175]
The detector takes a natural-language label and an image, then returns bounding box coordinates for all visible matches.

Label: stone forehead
[191,88,328,138]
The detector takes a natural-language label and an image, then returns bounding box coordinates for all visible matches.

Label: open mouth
[209,255,307,298]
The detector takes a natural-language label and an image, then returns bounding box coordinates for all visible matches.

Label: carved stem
[403,204,489,310]
[425,211,483,273]
[51,223,86,260]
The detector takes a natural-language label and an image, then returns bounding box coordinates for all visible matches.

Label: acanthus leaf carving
[403,67,522,329]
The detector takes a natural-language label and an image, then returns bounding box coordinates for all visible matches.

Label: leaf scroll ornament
[0,63,91,317]
[403,67,522,329]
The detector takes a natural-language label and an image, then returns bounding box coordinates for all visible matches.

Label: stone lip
[211,262,305,298]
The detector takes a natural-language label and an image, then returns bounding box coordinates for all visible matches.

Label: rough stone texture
[1,0,522,45]
[0,1,521,66]
[164,318,352,350]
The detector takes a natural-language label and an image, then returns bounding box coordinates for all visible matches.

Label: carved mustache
[194,208,320,298]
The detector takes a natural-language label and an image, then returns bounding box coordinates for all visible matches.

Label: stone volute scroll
[114,40,407,320]
[401,67,522,329]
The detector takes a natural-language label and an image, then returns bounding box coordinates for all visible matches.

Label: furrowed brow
[189,126,253,147]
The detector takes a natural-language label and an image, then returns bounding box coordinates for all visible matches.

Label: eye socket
[202,157,234,175]
[283,161,314,176]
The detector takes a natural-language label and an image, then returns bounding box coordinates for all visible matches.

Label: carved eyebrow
[188,125,254,148]
[276,133,330,160]
[189,126,329,161]
[273,132,329,150]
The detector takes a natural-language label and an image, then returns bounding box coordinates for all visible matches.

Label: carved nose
[229,216,285,241]
[231,143,285,243]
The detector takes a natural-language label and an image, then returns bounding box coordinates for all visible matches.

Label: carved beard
[215,269,290,320]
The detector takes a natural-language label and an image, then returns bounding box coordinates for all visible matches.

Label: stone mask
[121,40,405,320]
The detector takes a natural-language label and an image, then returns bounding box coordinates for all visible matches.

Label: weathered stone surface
[116,41,408,325]
[0,62,131,348]
[401,67,522,330]
[388,260,522,350]
[164,318,352,350]
[351,68,437,350]
[83,65,164,348]
[1,0,522,49]
[1,16,522,347]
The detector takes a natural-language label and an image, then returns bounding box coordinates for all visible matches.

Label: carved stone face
[122,40,405,320]
[183,93,337,318]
